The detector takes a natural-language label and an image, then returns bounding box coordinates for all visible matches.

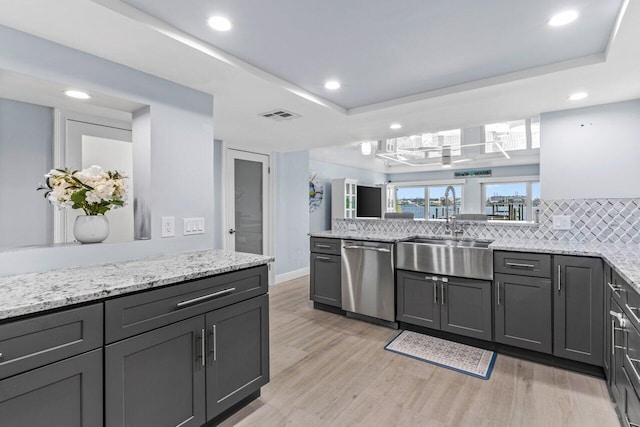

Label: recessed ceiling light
[208,16,232,31]
[548,10,579,27]
[64,90,91,100]
[569,92,588,101]
[390,123,402,130]
[324,80,341,90]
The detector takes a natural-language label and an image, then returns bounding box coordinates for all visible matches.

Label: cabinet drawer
[0,304,103,380]
[105,265,268,343]
[625,322,640,392]
[625,279,640,331]
[494,251,551,278]
[310,237,341,255]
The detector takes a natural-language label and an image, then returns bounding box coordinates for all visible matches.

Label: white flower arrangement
[38,165,128,215]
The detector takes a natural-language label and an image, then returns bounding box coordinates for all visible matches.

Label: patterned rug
[385,330,497,380]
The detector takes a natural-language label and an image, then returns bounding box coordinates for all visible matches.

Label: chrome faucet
[444,185,464,237]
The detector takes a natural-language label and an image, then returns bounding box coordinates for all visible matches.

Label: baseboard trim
[275,267,310,285]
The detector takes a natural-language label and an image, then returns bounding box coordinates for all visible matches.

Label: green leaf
[111,200,124,206]
[70,189,87,203]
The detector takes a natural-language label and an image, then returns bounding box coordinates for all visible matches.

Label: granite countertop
[490,238,640,294]
[310,230,416,243]
[0,250,274,321]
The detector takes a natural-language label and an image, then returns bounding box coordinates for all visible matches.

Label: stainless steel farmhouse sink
[396,238,493,280]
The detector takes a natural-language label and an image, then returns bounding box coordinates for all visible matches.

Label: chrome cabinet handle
[612,319,616,356]
[316,244,332,249]
[557,265,561,293]
[441,279,446,306]
[214,325,218,362]
[496,281,501,307]
[625,416,640,427]
[608,282,623,295]
[506,262,535,269]
[315,255,332,261]
[176,287,236,308]
[627,354,640,384]
[610,310,627,327]
[433,281,437,303]
[343,245,391,253]
[196,328,206,367]
[627,304,640,324]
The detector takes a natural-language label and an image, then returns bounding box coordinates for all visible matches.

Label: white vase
[74,215,109,244]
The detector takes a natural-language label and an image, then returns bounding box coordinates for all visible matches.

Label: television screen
[356,186,382,218]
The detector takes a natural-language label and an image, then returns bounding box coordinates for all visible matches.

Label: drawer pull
[496,282,501,307]
[315,244,332,249]
[505,262,535,269]
[627,304,640,324]
[176,288,236,308]
[343,245,391,253]
[608,282,623,295]
[625,416,640,427]
[315,256,332,261]
[626,354,640,384]
[212,325,217,362]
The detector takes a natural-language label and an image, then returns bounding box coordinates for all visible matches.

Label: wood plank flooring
[219,276,619,427]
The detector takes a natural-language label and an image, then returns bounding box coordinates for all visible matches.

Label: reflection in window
[531,117,540,149]
[484,181,540,221]
[484,120,527,153]
[395,185,462,220]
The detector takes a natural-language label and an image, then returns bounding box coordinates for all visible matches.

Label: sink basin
[397,238,493,280]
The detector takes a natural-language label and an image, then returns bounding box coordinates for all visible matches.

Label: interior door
[225,149,269,255]
[60,117,133,243]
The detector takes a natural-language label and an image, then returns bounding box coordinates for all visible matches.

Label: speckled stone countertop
[0,250,274,321]
[491,238,640,294]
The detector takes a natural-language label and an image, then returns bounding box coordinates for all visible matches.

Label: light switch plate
[553,215,572,230]
[161,217,175,238]
[184,217,205,235]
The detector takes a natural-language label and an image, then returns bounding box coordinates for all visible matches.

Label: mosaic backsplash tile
[334,198,640,244]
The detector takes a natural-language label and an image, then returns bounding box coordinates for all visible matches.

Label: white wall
[541,99,640,199]
[309,159,388,232]
[0,25,215,276]
[0,98,53,248]
[275,151,310,279]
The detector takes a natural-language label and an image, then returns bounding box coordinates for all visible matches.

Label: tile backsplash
[334,198,640,244]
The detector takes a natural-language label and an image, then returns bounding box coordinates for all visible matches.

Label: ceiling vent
[259,109,302,121]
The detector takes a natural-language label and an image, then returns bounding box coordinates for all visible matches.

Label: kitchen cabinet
[494,273,552,354]
[206,294,269,419]
[396,270,492,341]
[331,178,358,222]
[0,349,103,427]
[105,315,206,427]
[106,294,269,426]
[310,237,342,308]
[553,255,603,366]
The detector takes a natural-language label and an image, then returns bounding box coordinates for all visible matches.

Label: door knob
[228,229,236,234]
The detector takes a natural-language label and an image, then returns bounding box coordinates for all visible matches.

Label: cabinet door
[310,252,341,307]
[604,264,612,383]
[441,277,492,341]
[396,270,440,329]
[610,300,627,406]
[206,294,269,421]
[494,273,552,353]
[554,256,604,366]
[0,349,102,427]
[105,316,206,427]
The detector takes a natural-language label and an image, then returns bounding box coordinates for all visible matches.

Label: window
[483,181,540,221]
[395,184,462,220]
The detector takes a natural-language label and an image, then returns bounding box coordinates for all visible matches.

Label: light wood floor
[219,276,619,427]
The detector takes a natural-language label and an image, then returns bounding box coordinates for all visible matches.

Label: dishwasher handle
[343,245,391,253]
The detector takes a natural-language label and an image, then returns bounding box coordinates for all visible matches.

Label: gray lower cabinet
[494,273,552,354]
[441,277,492,341]
[105,315,207,427]
[206,294,269,419]
[310,252,341,307]
[0,349,103,427]
[396,270,492,341]
[396,270,440,329]
[553,255,603,366]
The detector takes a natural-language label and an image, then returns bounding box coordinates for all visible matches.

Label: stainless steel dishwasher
[341,240,395,323]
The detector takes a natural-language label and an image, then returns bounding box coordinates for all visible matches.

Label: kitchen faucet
[444,185,464,237]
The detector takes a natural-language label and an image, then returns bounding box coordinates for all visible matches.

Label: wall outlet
[161,216,175,238]
[184,217,205,235]
[347,223,358,231]
[553,215,572,230]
